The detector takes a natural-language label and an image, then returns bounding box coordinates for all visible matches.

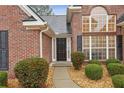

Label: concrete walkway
[53,67,80,88]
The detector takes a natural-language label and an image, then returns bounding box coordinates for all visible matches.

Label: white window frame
[82,14,116,60]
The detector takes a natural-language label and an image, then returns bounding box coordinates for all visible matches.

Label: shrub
[112,74,124,88]
[85,64,103,80]
[0,86,7,88]
[107,63,124,76]
[14,57,49,88]
[0,72,7,86]
[89,59,101,65]
[71,52,85,70]
[106,59,120,65]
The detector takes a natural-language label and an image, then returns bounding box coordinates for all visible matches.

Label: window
[82,16,89,32]
[82,7,116,33]
[82,36,89,60]
[91,15,107,32]
[0,31,8,70]
[82,36,116,60]
[108,15,116,32]
[82,6,116,60]
[91,36,106,60]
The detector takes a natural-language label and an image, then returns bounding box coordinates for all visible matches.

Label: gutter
[40,24,49,58]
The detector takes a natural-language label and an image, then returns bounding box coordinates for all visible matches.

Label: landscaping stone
[68,64,113,88]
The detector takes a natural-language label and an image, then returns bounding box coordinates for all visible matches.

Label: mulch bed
[68,64,113,88]
[8,67,55,88]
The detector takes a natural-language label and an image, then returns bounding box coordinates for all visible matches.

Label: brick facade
[71,5,124,56]
[81,5,124,18]
[42,33,52,63]
[71,13,82,52]
[0,6,52,79]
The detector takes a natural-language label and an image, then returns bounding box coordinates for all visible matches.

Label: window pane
[108,15,116,32]
[83,49,89,60]
[108,36,115,47]
[82,36,89,48]
[92,49,106,60]
[82,16,89,32]
[109,48,115,58]
[92,36,106,47]
[91,15,107,32]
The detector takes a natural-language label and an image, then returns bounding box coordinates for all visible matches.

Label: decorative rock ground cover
[68,64,113,88]
[8,67,55,88]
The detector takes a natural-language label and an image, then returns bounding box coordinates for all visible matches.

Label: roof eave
[117,21,124,26]
[67,6,82,23]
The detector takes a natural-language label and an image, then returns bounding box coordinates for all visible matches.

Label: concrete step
[51,61,72,67]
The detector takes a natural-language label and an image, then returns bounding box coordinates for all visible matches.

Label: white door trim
[52,37,56,61]
[52,37,71,62]
[66,37,71,61]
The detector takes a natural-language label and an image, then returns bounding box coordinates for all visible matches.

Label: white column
[89,36,92,60]
[106,15,109,59]
[52,38,56,61]
[115,36,117,59]
[66,37,71,61]
[89,16,92,60]
[40,31,43,58]
[106,36,109,59]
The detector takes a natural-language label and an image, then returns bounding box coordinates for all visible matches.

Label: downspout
[40,26,49,58]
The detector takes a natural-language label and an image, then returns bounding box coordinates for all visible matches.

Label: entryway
[52,35,71,62]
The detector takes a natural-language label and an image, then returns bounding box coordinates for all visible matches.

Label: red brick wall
[122,35,124,63]
[81,5,124,18]
[0,6,41,78]
[42,33,52,63]
[71,13,82,52]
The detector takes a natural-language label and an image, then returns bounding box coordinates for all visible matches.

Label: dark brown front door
[56,38,66,61]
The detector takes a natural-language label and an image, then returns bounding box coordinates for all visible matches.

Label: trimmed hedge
[106,59,120,65]
[71,52,85,70]
[89,59,101,65]
[0,72,7,86]
[112,74,124,88]
[85,64,103,80]
[0,86,7,88]
[14,57,49,88]
[107,63,124,76]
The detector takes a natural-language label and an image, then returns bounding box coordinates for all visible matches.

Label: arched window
[91,6,107,15]
[91,6,107,32]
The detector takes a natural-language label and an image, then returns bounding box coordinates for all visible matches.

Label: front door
[56,38,66,61]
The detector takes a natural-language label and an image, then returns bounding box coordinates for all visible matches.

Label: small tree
[71,52,85,70]
[30,5,54,16]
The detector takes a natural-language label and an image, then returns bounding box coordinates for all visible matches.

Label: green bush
[106,59,120,65]
[71,52,85,70]
[85,64,103,80]
[89,59,101,65]
[107,63,124,76]
[14,57,49,88]
[0,72,7,86]
[112,74,124,88]
[0,86,7,88]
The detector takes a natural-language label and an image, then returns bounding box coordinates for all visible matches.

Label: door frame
[56,38,67,61]
[52,36,71,62]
